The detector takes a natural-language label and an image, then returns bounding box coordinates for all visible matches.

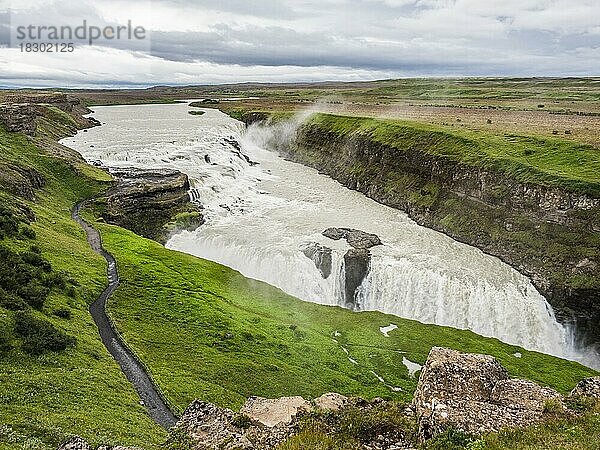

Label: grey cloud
[1,0,599,87]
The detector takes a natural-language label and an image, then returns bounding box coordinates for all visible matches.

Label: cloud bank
[0,0,599,87]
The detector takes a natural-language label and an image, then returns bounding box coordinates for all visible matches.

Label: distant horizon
[2,75,600,91]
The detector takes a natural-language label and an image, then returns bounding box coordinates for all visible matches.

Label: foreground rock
[241,396,311,427]
[175,396,313,450]
[104,167,204,243]
[570,376,600,398]
[413,347,565,440]
[58,437,91,450]
[172,393,418,450]
[322,227,382,307]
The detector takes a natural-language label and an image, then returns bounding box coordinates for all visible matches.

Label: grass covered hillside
[0,120,166,448]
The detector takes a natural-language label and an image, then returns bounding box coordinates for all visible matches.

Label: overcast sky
[0,0,599,88]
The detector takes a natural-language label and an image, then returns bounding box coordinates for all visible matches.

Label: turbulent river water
[62,102,596,368]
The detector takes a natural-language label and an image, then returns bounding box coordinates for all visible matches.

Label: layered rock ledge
[102,167,204,244]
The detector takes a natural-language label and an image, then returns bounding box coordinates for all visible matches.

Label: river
[61,102,595,368]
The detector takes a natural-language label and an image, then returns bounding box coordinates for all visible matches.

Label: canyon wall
[255,118,600,345]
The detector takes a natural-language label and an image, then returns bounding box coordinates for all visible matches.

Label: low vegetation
[276,398,600,450]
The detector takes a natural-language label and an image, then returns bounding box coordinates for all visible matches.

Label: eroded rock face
[0,104,37,135]
[104,167,203,243]
[0,163,45,200]
[570,376,600,398]
[241,396,311,427]
[302,242,333,278]
[413,347,564,440]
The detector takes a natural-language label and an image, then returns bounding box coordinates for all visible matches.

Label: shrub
[0,245,66,310]
[0,287,29,311]
[17,282,50,310]
[66,285,76,298]
[53,307,72,320]
[426,428,476,449]
[20,251,52,272]
[19,226,36,240]
[0,317,13,351]
[231,414,253,429]
[14,312,76,355]
[42,271,67,290]
[0,206,19,239]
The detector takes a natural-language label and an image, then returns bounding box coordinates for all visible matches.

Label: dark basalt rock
[343,248,370,308]
[302,243,333,278]
[0,104,37,135]
[223,137,258,166]
[322,227,382,307]
[322,227,382,249]
[104,167,204,243]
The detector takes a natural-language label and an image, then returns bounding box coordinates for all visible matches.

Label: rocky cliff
[101,167,204,244]
[0,92,98,136]
[255,116,600,347]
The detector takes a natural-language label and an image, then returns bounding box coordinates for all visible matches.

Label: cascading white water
[61,102,597,368]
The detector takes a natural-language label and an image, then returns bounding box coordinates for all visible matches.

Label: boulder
[570,376,600,398]
[176,400,253,450]
[241,396,311,427]
[57,437,91,450]
[413,347,563,440]
[314,392,348,411]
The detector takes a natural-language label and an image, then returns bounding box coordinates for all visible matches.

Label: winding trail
[72,202,177,429]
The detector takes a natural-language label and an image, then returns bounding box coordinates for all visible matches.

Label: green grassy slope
[307,114,600,196]
[0,126,165,449]
[93,222,597,414]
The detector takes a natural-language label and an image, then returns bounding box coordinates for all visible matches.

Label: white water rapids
[61,102,596,368]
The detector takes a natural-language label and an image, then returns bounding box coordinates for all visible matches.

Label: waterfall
[61,103,598,369]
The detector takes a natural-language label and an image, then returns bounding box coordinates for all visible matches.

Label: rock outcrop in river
[322,227,382,307]
[103,167,204,244]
